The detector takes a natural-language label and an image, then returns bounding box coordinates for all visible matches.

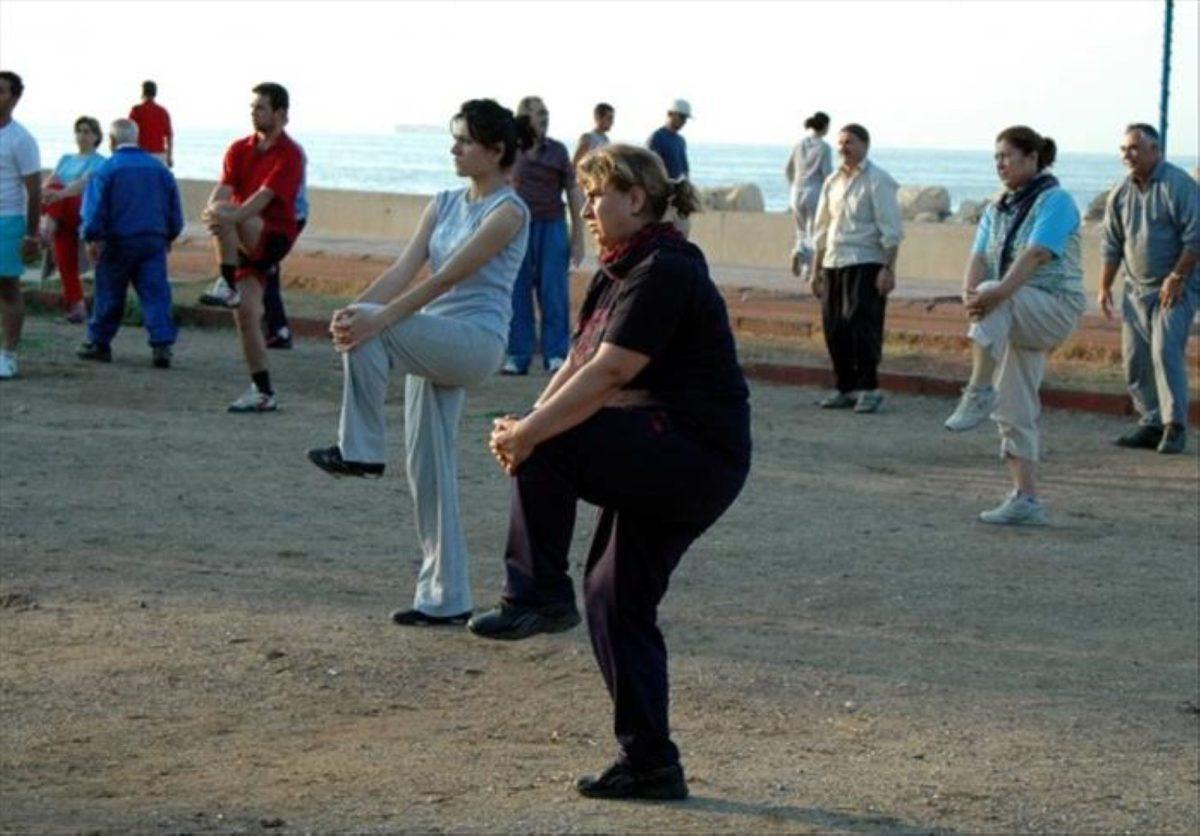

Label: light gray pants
[1121,277,1199,428]
[338,307,505,616]
[968,281,1084,461]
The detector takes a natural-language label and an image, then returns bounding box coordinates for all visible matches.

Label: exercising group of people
[1,69,1196,801]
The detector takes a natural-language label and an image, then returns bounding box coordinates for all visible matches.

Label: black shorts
[237,229,294,280]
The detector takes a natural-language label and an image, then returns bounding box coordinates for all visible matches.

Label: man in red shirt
[128,80,173,168]
[198,82,303,413]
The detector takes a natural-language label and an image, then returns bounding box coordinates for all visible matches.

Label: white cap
[669,99,692,118]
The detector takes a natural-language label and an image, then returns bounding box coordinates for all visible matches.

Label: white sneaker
[546,356,566,373]
[944,385,997,432]
[227,385,277,413]
[198,277,242,308]
[979,491,1048,526]
[0,352,17,380]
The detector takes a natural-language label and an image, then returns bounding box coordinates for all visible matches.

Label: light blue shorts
[0,215,27,279]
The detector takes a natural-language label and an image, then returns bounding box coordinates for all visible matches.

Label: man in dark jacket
[79,118,182,367]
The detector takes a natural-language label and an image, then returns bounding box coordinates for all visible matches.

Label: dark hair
[804,111,830,132]
[453,99,531,169]
[995,125,1057,171]
[142,80,157,98]
[252,82,289,112]
[839,123,870,145]
[74,115,102,142]
[0,71,24,100]
[1125,122,1160,145]
[594,102,614,118]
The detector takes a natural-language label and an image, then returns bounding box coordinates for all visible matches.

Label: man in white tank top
[572,102,614,167]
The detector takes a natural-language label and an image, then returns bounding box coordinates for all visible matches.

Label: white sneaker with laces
[979,491,1048,526]
[227,385,277,413]
[199,277,242,308]
[945,385,997,432]
[0,351,17,380]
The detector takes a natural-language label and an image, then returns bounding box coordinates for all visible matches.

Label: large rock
[951,198,989,224]
[898,186,951,221]
[698,184,764,212]
[1085,186,1115,222]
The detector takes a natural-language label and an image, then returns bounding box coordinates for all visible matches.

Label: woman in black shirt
[469,144,751,801]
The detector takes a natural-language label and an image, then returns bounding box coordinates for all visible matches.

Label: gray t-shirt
[1102,160,1199,290]
[423,186,530,341]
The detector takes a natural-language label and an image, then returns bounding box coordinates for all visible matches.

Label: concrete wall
[178,178,1106,285]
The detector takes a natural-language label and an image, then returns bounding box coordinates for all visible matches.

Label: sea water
[30,124,1180,214]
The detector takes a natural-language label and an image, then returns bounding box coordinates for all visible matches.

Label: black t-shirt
[572,237,751,462]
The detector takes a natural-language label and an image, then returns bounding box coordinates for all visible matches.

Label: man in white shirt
[0,70,42,380]
[810,123,904,413]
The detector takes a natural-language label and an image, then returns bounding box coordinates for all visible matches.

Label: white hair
[109,118,139,146]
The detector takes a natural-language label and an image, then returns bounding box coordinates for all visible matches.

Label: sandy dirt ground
[1,314,1197,834]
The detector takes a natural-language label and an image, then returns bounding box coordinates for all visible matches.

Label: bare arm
[23,173,40,238]
[572,135,590,168]
[533,350,582,408]
[353,199,439,306]
[331,201,525,351]
[230,187,275,224]
[567,184,585,267]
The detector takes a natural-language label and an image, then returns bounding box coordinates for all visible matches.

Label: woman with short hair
[308,99,531,625]
[41,116,105,322]
[470,144,751,801]
[944,126,1086,525]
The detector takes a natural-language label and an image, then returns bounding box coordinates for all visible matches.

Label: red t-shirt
[219,131,304,239]
[128,101,172,153]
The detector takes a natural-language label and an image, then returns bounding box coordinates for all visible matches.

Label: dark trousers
[87,235,176,348]
[502,407,749,769]
[262,217,304,337]
[821,262,887,392]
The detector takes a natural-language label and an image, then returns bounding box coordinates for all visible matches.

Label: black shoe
[76,342,112,363]
[307,445,385,478]
[266,329,293,350]
[1115,425,1163,449]
[575,762,689,801]
[391,608,472,626]
[151,345,172,369]
[1158,423,1187,455]
[467,600,581,641]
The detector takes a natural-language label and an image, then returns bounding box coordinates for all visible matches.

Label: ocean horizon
[27,124,1198,215]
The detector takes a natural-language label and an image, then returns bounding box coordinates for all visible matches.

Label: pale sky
[1,0,1197,156]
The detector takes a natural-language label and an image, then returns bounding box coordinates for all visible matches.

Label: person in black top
[469,144,751,801]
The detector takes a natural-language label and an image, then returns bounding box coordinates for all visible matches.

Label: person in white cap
[647,99,691,181]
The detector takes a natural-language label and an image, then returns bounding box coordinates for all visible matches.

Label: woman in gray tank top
[785,111,832,278]
[308,99,532,626]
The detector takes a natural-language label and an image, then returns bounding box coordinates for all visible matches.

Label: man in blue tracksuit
[80,118,183,367]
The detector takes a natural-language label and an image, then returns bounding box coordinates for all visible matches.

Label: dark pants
[821,262,887,392]
[502,407,749,770]
[261,217,304,337]
[87,234,176,348]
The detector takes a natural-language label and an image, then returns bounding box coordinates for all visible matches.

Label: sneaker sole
[978,513,1048,526]
[228,404,278,413]
[198,295,241,309]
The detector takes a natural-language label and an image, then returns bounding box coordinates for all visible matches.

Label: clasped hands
[200,201,239,234]
[328,304,384,353]
[962,283,1009,320]
[489,415,534,476]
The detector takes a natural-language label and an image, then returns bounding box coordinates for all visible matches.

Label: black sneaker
[467,600,581,641]
[575,762,689,801]
[151,345,172,369]
[76,342,112,363]
[266,328,293,350]
[1158,423,1187,455]
[307,446,385,479]
[391,608,471,626]
[1115,425,1163,449]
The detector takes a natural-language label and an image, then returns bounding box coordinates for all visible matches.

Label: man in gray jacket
[1099,123,1198,455]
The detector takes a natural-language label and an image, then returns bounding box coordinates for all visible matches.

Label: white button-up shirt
[813,158,904,268]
